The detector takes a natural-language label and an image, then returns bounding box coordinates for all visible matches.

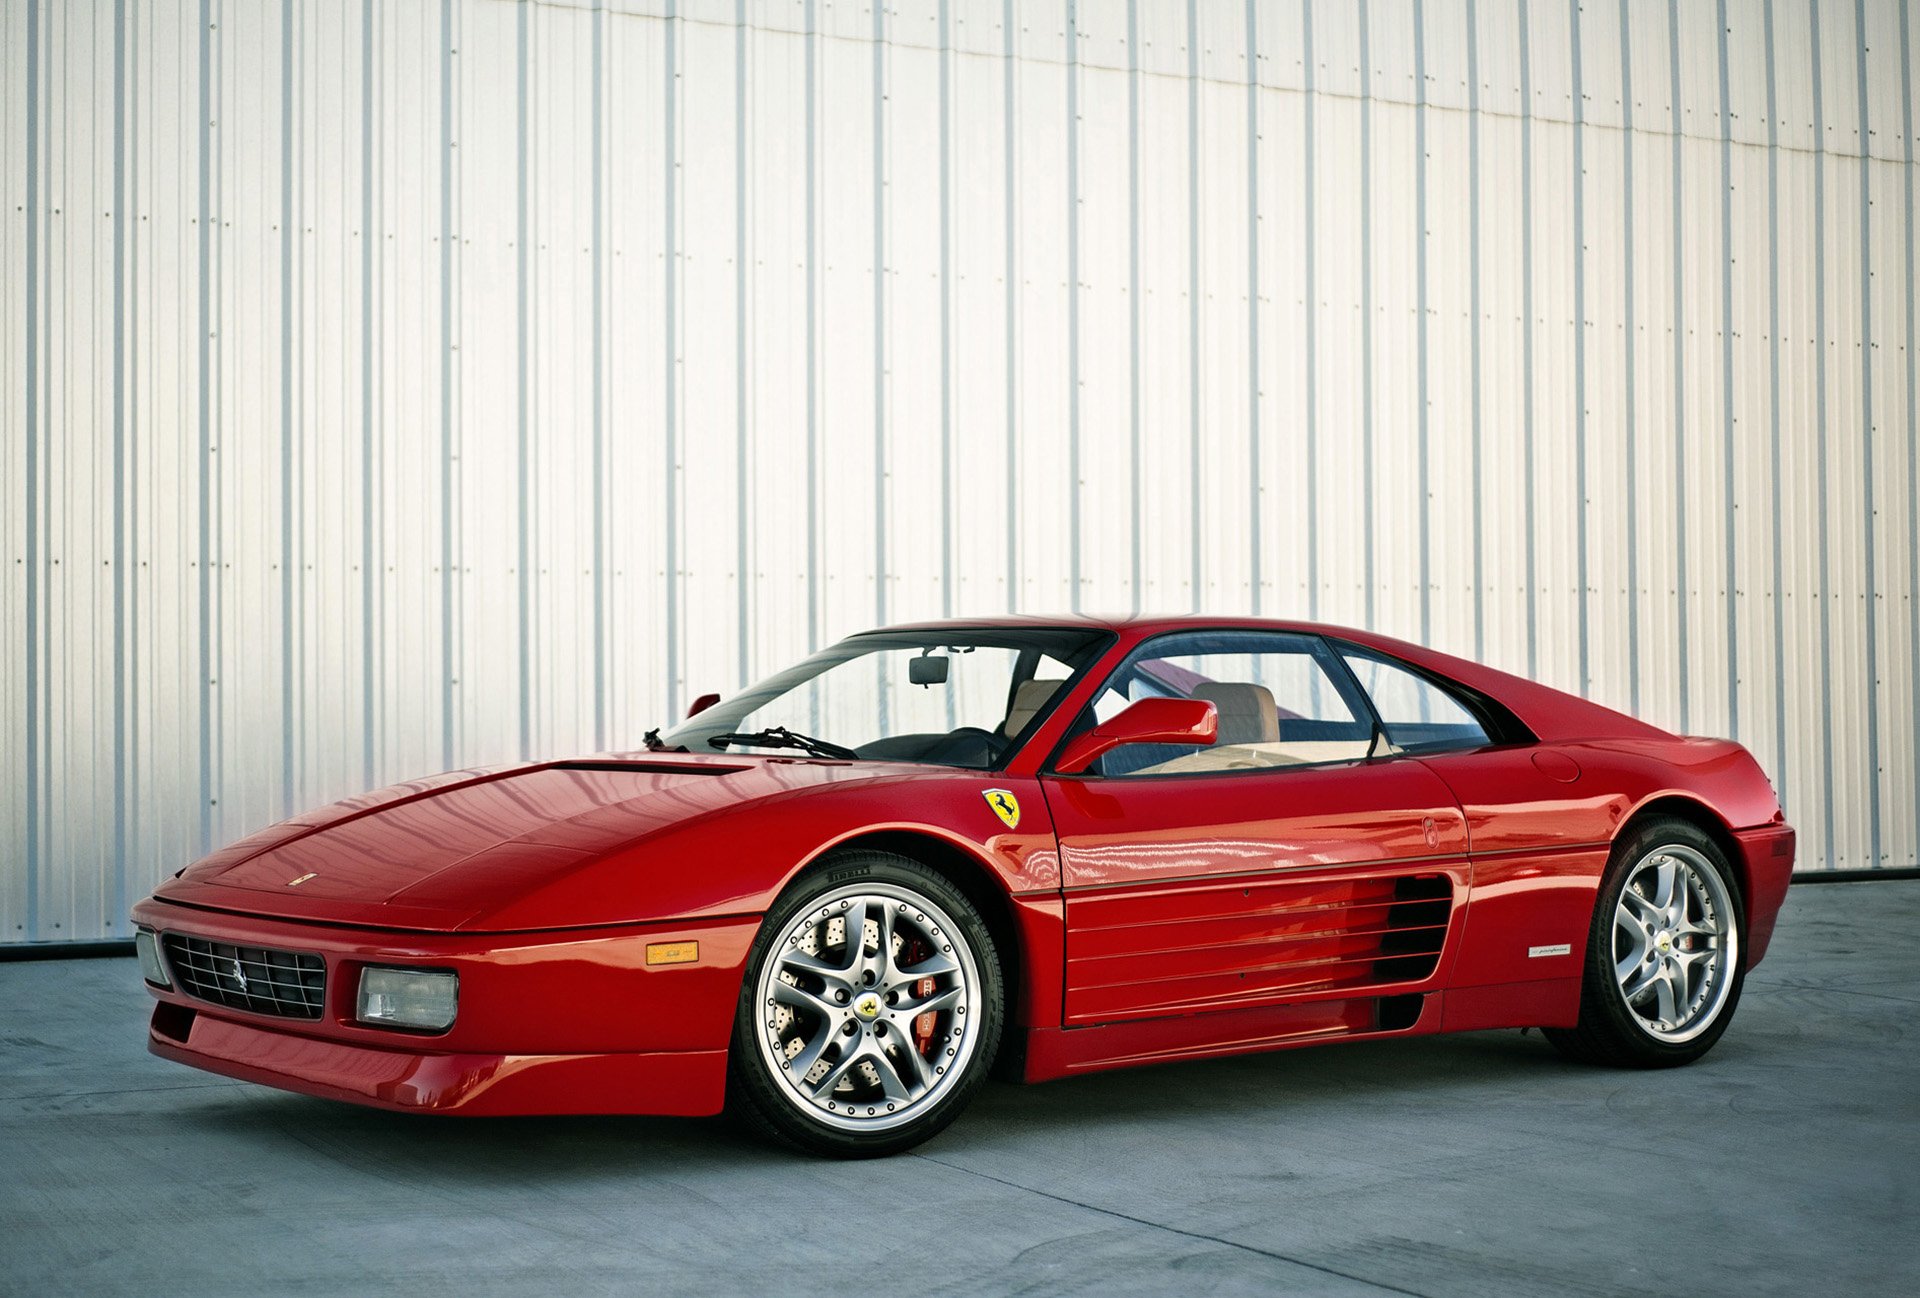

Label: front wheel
[727,851,1003,1157]
[1546,817,1746,1068]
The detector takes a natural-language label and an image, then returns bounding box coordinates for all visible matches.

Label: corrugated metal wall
[5,0,1917,946]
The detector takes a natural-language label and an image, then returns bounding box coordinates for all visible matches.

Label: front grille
[161,934,327,1019]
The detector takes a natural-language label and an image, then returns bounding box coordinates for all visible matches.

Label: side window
[1339,647,1490,754]
[1079,630,1375,777]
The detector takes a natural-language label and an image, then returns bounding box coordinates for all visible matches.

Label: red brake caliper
[906,939,937,1057]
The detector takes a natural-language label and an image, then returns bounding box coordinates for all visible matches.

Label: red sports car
[133,616,1795,1157]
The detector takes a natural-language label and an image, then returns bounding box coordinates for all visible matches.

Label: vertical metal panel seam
[1416,1,1429,642]
[1903,0,1918,859]
[1854,0,1879,861]
[1764,0,1787,799]
[1004,0,1017,612]
[515,0,531,760]
[439,0,456,768]
[1067,1,1081,612]
[1810,0,1835,867]
[282,0,296,813]
[1669,0,1690,731]
[1520,0,1537,678]
[1128,0,1142,612]
[1246,0,1261,616]
[198,0,214,855]
[940,0,954,620]
[1187,0,1200,610]
[1718,0,1737,735]
[297,1,309,787]
[872,0,887,644]
[113,0,129,929]
[939,1,956,733]
[1468,0,1483,659]
[873,7,890,728]
[128,5,143,900]
[591,0,606,749]
[376,4,389,776]
[735,0,749,683]
[24,0,40,938]
[806,0,818,660]
[362,0,376,786]
[1360,0,1374,629]
[1620,0,1639,714]
[1572,0,1588,689]
[665,1,680,716]
[215,0,229,853]
[1303,3,1318,622]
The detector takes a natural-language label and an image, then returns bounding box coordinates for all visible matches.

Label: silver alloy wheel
[752,883,982,1133]
[1611,844,1740,1043]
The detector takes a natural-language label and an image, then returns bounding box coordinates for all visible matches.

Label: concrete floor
[3,882,1916,1297]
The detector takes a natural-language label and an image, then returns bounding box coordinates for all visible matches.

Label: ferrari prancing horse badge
[983,788,1021,830]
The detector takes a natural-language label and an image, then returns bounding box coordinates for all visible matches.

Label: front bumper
[130,898,756,1116]
[146,1005,726,1115]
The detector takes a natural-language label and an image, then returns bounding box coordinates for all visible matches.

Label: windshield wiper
[707,726,858,760]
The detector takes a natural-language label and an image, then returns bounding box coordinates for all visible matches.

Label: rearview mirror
[909,654,950,686]
[1052,698,1218,775]
[686,692,721,719]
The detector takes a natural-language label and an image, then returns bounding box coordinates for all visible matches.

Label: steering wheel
[921,726,1007,767]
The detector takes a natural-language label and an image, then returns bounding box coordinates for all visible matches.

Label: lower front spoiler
[149,1005,727,1117]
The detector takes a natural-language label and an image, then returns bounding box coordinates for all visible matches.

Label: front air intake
[161,934,327,1020]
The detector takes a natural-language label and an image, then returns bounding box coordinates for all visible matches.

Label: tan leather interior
[1002,678,1065,737]
[1192,682,1280,745]
[1132,739,1389,775]
[1127,681,1394,775]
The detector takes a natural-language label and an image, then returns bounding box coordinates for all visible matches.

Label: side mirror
[686,692,721,719]
[1053,698,1218,775]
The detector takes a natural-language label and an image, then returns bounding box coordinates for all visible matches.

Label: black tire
[1546,816,1747,1068]
[727,850,1003,1157]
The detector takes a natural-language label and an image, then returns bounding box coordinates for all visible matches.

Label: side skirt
[1020,990,1442,1082]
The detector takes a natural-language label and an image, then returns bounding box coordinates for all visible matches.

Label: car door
[1041,629,1470,1027]
[1331,641,1618,1031]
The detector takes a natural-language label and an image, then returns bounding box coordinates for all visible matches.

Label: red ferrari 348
[133,617,1795,1156]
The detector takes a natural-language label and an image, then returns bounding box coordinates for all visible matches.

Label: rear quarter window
[1338,647,1493,754]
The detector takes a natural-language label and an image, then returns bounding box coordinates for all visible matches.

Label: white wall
[5,0,1917,945]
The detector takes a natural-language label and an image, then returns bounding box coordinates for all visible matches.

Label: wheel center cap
[1657,933,1673,953]
[854,993,882,1019]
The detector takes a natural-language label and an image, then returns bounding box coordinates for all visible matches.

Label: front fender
[466,768,1058,931]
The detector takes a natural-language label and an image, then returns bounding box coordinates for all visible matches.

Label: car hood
[152,755,950,933]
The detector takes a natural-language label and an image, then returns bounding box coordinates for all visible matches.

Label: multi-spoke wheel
[1547,816,1747,1068]
[728,851,1002,1156]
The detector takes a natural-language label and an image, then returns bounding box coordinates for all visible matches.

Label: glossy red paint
[134,614,1795,1116]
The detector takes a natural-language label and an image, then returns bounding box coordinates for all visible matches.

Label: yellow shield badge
[982,788,1021,830]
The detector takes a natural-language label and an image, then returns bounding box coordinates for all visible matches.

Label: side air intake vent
[1372,874,1453,984]
[1064,871,1460,1025]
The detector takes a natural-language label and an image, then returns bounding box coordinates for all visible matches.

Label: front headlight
[356,967,458,1032]
[134,928,171,988]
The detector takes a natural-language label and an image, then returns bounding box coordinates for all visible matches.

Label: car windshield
[659,628,1113,769]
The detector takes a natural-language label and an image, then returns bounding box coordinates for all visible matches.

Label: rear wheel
[727,851,1003,1157]
[1546,817,1746,1068]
